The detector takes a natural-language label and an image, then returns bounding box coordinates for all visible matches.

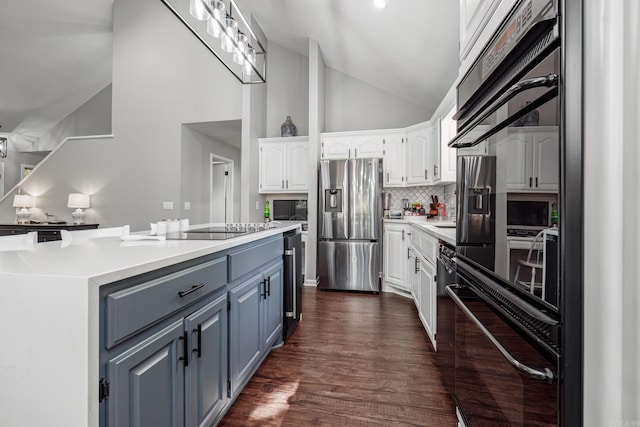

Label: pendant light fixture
[161,0,267,83]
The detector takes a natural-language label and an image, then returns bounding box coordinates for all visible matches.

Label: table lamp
[13,194,36,224]
[67,193,90,224]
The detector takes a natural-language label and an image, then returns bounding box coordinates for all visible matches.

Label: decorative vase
[280,116,297,137]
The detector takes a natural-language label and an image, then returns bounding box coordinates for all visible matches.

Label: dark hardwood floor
[219,287,457,426]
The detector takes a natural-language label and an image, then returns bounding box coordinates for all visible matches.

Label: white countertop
[0,223,301,287]
[384,217,456,246]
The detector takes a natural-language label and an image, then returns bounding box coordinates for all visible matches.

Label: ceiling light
[373,0,387,9]
[162,0,267,83]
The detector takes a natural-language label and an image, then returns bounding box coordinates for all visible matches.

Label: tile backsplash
[385,184,457,219]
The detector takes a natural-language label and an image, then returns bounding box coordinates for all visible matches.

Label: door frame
[209,153,234,224]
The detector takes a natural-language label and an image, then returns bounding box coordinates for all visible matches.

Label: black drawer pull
[178,283,205,298]
[267,276,271,297]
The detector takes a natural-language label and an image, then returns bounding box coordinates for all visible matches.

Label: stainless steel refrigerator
[456,155,496,270]
[318,158,382,292]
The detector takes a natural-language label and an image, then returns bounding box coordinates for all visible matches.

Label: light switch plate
[184,202,191,210]
[163,201,173,210]
[256,200,260,210]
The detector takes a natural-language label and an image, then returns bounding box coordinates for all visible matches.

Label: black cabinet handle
[261,279,267,299]
[179,331,189,367]
[267,276,271,297]
[415,257,420,273]
[529,177,533,187]
[178,283,204,298]
[193,323,202,358]
[535,177,538,187]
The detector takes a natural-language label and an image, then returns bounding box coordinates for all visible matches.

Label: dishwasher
[436,241,456,398]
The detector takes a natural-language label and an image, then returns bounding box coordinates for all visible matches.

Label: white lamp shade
[13,194,35,208]
[67,193,90,209]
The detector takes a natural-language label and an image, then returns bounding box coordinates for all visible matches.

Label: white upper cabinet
[439,106,458,183]
[405,122,434,185]
[382,131,405,187]
[320,135,351,159]
[320,132,384,159]
[259,137,309,193]
[352,135,385,158]
[498,127,559,192]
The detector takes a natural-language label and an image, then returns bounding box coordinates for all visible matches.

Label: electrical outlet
[184,202,191,210]
[163,201,173,210]
[256,200,260,210]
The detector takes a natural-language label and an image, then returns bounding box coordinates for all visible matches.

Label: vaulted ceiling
[0,0,460,140]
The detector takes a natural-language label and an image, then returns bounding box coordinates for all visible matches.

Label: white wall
[180,126,241,225]
[0,85,112,200]
[34,84,112,152]
[0,0,243,229]
[266,43,309,138]
[241,77,268,223]
[324,67,430,132]
[583,1,640,425]
[306,39,325,285]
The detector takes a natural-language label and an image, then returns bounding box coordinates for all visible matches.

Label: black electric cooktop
[164,224,275,240]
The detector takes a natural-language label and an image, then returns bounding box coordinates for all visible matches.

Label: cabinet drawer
[105,257,227,349]
[228,236,283,281]
[411,227,437,264]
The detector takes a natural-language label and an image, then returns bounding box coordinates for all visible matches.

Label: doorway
[209,153,233,224]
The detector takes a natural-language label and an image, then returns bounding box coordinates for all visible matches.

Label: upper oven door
[451,45,561,312]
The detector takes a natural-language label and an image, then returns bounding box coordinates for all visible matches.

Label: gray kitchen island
[0,223,300,427]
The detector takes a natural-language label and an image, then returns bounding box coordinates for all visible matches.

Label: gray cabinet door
[262,262,283,351]
[185,293,228,427]
[107,320,185,427]
[228,272,263,396]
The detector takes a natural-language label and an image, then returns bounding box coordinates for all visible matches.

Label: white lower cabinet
[383,223,408,291]
[405,225,438,347]
[418,256,436,344]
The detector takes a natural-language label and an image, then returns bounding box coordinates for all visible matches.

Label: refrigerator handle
[292,247,296,316]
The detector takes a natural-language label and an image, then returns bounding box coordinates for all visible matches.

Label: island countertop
[0,223,301,286]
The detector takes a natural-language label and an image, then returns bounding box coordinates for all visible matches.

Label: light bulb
[221,15,238,53]
[206,0,225,38]
[244,46,256,75]
[233,32,248,65]
[189,0,210,20]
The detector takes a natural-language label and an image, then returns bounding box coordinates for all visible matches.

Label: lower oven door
[446,283,558,426]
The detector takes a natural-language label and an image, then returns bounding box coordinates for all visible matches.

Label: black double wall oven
[447,0,581,425]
